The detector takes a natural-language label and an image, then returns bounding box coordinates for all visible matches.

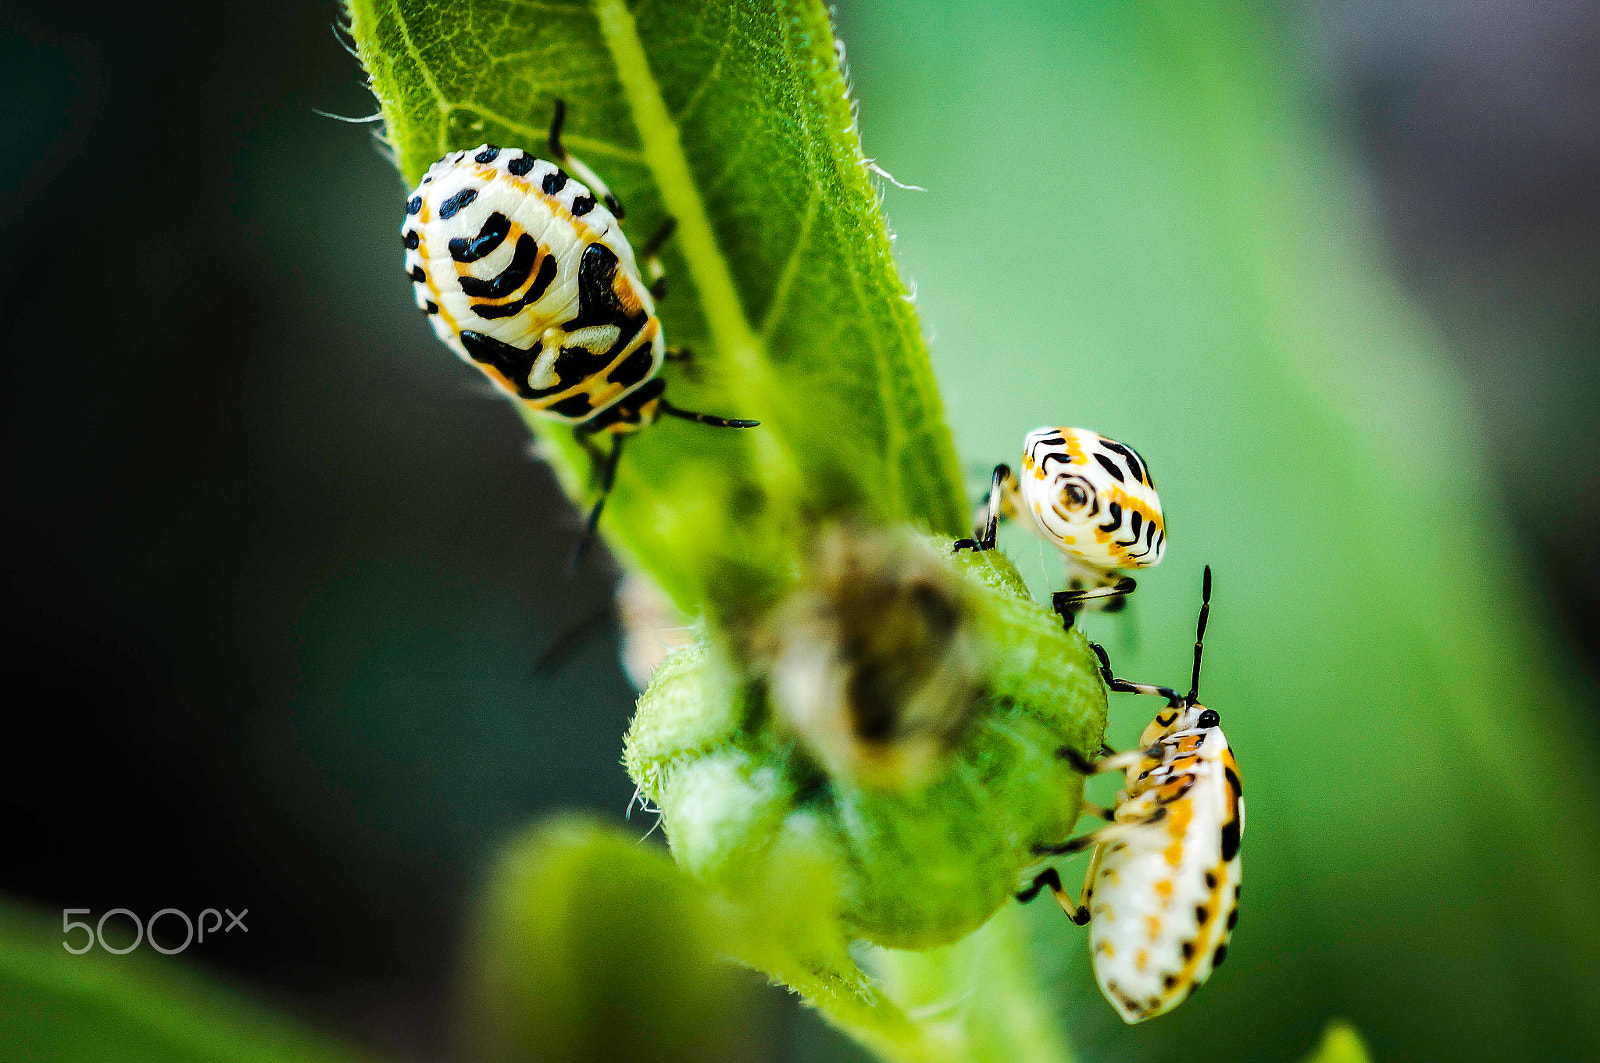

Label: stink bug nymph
[955,427,1164,623]
[400,101,757,549]
[1018,567,1243,1024]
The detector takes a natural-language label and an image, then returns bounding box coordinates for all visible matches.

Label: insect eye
[1198,709,1220,729]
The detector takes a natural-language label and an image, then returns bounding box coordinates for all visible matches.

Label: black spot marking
[1039,450,1075,474]
[474,146,501,164]
[507,153,537,176]
[1130,510,1142,537]
[1220,815,1242,862]
[1225,765,1244,797]
[1195,905,1209,924]
[402,230,419,250]
[448,211,511,263]
[606,344,656,386]
[550,345,614,391]
[1235,884,1242,899]
[1181,940,1194,960]
[1226,908,1239,930]
[1158,775,1196,803]
[1098,501,1122,532]
[459,233,538,299]
[406,195,422,215]
[408,266,426,282]
[1163,975,1179,990]
[585,376,664,432]
[1212,944,1228,967]
[469,254,559,320]
[437,187,478,220]
[542,168,568,195]
[570,193,596,216]
[424,300,439,315]
[563,242,648,340]
[1094,451,1126,482]
[459,330,542,397]
[549,392,594,418]
[1100,439,1147,484]
[1204,871,1217,889]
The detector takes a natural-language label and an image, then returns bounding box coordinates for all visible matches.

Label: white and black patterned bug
[400,101,756,545]
[1018,567,1243,1023]
[956,427,1165,623]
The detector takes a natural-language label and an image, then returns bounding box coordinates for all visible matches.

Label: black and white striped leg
[1051,576,1138,631]
[1056,742,1155,777]
[1016,866,1092,925]
[1033,816,1158,859]
[548,98,625,219]
[953,463,1011,552]
[1089,641,1184,704]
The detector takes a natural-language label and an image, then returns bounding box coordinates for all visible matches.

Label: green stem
[832,908,1075,1063]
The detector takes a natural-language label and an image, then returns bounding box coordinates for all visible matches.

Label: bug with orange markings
[955,427,1165,624]
[400,100,756,548]
[1018,567,1243,1023]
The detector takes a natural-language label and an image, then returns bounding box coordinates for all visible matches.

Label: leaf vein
[759,186,819,342]
[590,0,792,476]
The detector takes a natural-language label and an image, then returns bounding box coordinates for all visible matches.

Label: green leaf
[0,901,386,1063]
[348,4,1102,1060]
[1300,1021,1373,1063]
[467,815,757,1063]
[348,0,968,615]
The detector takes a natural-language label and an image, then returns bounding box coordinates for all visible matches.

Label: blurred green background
[2,1,1597,1062]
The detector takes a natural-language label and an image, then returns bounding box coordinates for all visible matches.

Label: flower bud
[625,533,1108,949]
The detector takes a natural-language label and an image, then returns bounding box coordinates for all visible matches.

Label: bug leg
[953,464,1011,552]
[662,345,700,383]
[1032,819,1144,858]
[1051,591,1079,631]
[1057,743,1147,776]
[531,603,617,676]
[571,434,626,567]
[1080,802,1116,822]
[576,432,608,489]
[548,99,626,219]
[1089,641,1184,704]
[1015,866,1060,904]
[1017,866,1096,925]
[1031,833,1098,857]
[638,218,677,297]
[1052,576,1137,630]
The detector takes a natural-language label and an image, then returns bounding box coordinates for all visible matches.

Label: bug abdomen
[404,147,661,427]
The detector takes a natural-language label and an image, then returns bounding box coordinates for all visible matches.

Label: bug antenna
[656,398,758,429]
[1189,565,1212,704]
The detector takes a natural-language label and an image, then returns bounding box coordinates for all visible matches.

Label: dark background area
[0,0,1594,1060]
